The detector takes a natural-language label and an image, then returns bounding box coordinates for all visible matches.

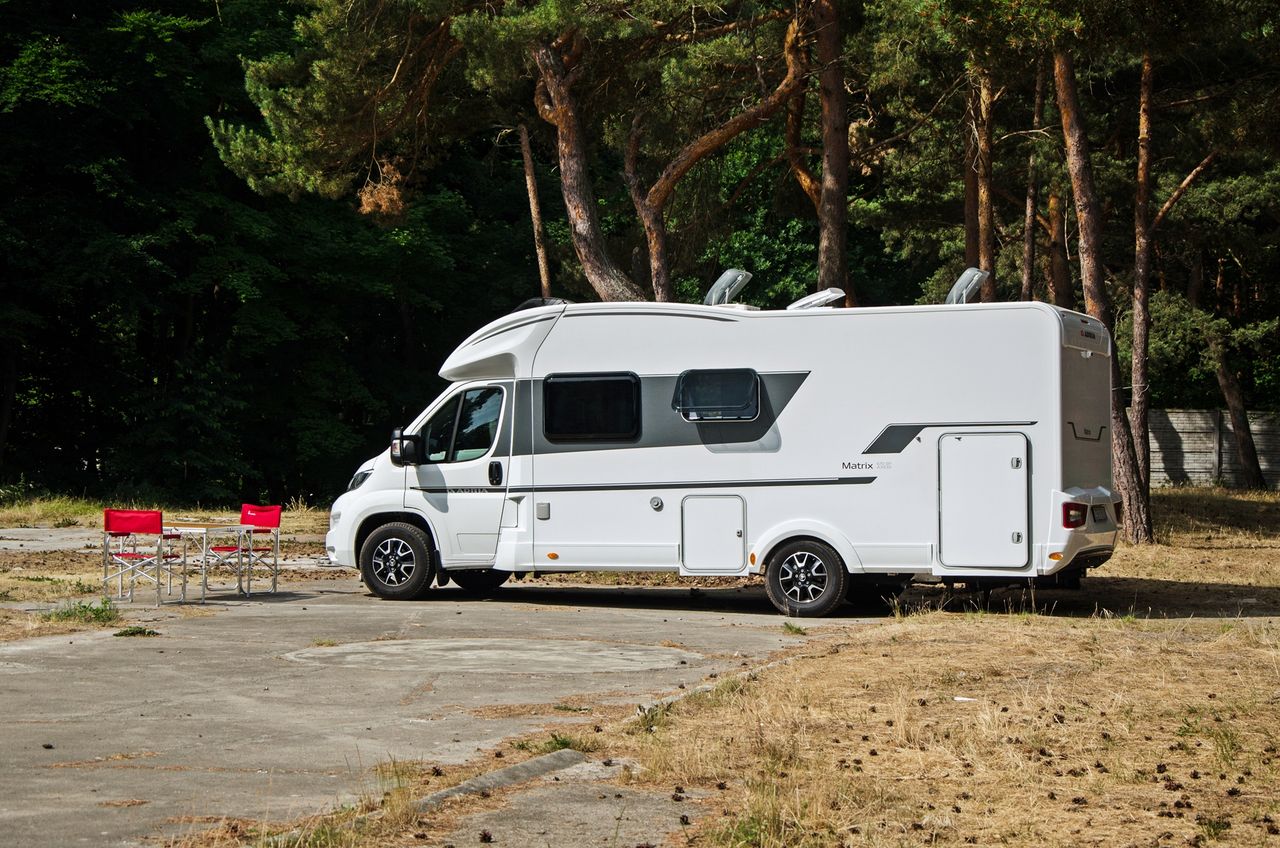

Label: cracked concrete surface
[0,580,854,846]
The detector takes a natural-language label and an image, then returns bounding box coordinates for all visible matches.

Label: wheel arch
[355,511,437,561]
[753,521,863,575]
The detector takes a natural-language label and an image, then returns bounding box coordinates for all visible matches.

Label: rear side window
[673,369,759,421]
[544,373,641,442]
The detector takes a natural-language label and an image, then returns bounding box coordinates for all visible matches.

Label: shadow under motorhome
[327,292,1120,616]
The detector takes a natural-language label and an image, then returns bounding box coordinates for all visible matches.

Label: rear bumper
[1040,487,1120,575]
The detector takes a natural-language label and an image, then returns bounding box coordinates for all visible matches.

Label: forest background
[1,0,1276,543]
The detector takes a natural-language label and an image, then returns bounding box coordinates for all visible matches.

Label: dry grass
[0,608,98,641]
[0,498,329,534]
[0,495,112,529]
[612,615,1280,847]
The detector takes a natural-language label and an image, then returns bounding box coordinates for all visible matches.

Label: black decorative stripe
[410,477,875,495]
[863,421,1037,454]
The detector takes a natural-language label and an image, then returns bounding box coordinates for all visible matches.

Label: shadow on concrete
[333,575,1280,622]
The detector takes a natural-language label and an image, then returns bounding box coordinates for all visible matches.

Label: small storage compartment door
[682,496,745,573]
[939,433,1029,568]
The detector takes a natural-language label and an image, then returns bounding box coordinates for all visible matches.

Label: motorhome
[326,271,1120,616]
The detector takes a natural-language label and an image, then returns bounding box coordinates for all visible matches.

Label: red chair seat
[209,545,240,553]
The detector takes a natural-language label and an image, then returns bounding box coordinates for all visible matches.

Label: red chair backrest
[241,503,281,529]
[104,509,163,535]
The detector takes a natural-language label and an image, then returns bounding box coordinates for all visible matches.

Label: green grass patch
[781,621,807,635]
[511,732,599,755]
[113,626,160,637]
[43,598,119,625]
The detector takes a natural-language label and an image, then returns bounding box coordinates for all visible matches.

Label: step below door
[939,433,1029,568]
[682,495,745,573]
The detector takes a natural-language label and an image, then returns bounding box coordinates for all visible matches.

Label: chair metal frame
[206,504,280,596]
[102,509,183,605]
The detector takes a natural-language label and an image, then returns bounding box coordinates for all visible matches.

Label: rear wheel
[360,523,434,600]
[765,539,848,617]
[449,568,511,595]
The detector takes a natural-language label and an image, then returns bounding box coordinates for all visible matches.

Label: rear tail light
[1062,502,1087,529]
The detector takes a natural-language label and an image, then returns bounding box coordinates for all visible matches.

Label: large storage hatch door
[939,433,1029,568]
[682,496,745,573]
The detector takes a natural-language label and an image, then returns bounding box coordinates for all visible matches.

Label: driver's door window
[418,387,502,463]
[421,395,460,463]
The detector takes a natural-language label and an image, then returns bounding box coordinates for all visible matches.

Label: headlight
[347,470,373,491]
[329,511,341,529]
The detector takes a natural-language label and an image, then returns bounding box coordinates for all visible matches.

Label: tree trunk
[1187,248,1204,308]
[785,91,821,209]
[1046,191,1074,308]
[1131,50,1154,489]
[1021,59,1046,301]
[1212,340,1268,489]
[630,18,805,303]
[975,66,997,301]
[1054,48,1153,544]
[0,343,16,472]
[963,92,980,268]
[814,0,854,305]
[532,41,646,302]
[518,124,553,299]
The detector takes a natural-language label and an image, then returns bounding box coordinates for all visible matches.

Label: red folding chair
[208,504,280,596]
[102,509,183,605]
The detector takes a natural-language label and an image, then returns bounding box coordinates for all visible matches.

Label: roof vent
[510,296,574,313]
[704,269,753,306]
[787,288,845,310]
[944,268,989,305]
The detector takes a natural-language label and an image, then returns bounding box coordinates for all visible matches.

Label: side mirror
[389,428,420,467]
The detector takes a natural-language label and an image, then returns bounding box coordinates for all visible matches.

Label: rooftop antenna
[704,268,753,306]
[787,288,846,310]
[944,267,989,305]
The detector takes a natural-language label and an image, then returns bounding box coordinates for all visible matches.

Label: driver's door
[406,384,509,565]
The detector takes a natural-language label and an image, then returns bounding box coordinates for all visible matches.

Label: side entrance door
[406,384,509,566]
[938,432,1029,568]
[682,495,746,573]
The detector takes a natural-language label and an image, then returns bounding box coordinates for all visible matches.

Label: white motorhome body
[326,299,1120,615]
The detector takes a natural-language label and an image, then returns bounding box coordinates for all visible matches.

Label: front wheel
[764,539,848,617]
[360,523,434,600]
[449,568,511,595]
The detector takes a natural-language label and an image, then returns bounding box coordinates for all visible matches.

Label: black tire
[449,568,511,595]
[360,522,434,600]
[764,539,848,617]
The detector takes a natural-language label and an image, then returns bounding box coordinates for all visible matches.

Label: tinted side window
[544,373,641,442]
[674,369,759,421]
[420,395,460,462]
[452,387,503,461]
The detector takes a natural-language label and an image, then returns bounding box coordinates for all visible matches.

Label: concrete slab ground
[0,580,858,847]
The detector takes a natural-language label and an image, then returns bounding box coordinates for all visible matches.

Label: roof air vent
[944,268,989,305]
[787,288,846,310]
[704,269,753,306]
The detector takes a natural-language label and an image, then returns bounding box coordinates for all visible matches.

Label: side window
[544,373,641,442]
[420,395,460,463]
[673,369,759,421]
[417,387,504,463]
[452,387,503,461]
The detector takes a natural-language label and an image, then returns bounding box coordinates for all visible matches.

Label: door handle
[488,461,503,487]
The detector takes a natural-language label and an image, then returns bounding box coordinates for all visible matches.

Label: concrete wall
[1140,409,1279,488]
